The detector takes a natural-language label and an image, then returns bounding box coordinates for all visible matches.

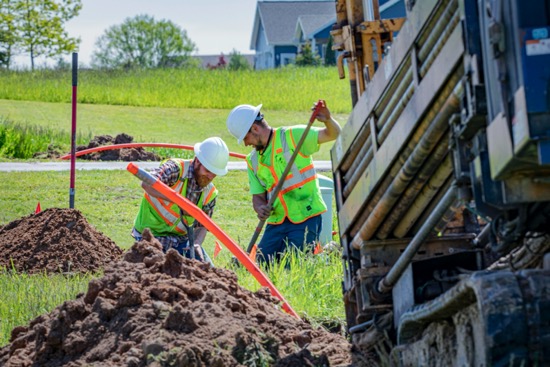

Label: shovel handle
[246,100,325,254]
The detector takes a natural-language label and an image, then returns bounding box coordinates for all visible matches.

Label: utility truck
[329,0,550,365]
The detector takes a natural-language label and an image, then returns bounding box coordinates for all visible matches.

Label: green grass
[0,67,352,113]
[0,270,95,346]
[0,66,349,348]
[0,99,347,160]
[0,117,92,159]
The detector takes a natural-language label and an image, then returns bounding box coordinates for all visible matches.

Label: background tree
[295,40,321,66]
[324,36,336,66]
[0,0,20,69]
[227,48,251,71]
[14,0,81,70]
[92,14,198,70]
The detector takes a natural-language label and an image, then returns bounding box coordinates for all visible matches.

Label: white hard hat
[226,104,262,144]
[194,137,229,176]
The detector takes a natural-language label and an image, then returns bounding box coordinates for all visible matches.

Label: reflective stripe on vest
[248,127,325,224]
[250,128,316,201]
[145,159,216,234]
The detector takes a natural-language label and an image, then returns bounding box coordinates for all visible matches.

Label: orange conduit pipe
[126,162,300,319]
[60,143,246,160]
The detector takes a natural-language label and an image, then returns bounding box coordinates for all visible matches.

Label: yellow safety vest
[247,127,326,224]
[134,159,217,236]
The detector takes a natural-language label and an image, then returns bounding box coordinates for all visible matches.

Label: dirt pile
[0,208,123,274]
[0,229,352,366]
[76,133,160,161]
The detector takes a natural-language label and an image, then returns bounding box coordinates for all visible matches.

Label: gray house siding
[254,24,274,69]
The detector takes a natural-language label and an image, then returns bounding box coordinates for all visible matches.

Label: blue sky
[59,0,258,66]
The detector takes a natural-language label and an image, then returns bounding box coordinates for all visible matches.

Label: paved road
[0,160,333,172]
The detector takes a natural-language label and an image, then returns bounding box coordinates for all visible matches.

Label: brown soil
[76,133,161,161]
[0,228,353,366]
[0,208,123,274]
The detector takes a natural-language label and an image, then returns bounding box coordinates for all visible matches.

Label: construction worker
[226,102,341,262]
[131,137,229,263]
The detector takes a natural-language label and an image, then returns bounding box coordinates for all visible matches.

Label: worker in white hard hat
[132,137,229,263]
[226,102,341,262]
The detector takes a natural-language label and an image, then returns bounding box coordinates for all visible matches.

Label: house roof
[250,1,335,49]
[294,14,335,41]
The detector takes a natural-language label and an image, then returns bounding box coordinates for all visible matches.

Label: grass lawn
[0,66,350,347]
[0,99,348,160]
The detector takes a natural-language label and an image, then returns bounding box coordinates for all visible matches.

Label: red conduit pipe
[126,162,300,319]
[60,143,246,160]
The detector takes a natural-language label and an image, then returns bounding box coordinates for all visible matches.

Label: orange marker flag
[249,244,258,262]
[314,242,323,255]
[213,241,222,259]
[35,202,41,214]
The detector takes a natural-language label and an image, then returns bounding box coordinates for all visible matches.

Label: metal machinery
[330,0,550,365]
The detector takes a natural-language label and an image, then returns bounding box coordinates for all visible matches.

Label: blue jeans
[257,215,322,263]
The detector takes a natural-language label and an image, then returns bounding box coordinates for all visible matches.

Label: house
[250,0,406,70]
[293,13,335,63]
[250,0,335,69]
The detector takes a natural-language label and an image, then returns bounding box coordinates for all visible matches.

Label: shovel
[245,100,326,255]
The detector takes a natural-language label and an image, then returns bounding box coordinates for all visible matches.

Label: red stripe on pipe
[126,162,300,319]
[60,143,246,160]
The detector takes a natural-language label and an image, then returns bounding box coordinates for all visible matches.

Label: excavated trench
[0,208,353,366]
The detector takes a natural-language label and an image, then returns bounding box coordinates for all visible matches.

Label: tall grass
[0,118,92,159]
[233,247,346,326]
[0,67,352,113]
[0,268,95,346]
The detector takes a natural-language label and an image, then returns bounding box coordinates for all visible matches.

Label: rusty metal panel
[503,177,550,203]
[337,24,465,235]
[360,233,476,262]
[331,0,443,170]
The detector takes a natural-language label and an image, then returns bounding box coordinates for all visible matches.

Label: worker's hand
[256,204,272,221]
[312,101,331,124]
[193,244,204,262]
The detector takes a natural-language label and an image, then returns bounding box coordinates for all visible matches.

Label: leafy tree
[0,0,19,69]
[11,0,81,70]
[92,14,198,70]
[295,40,321,67]
[324,36,336,66]
[227,48,251,71]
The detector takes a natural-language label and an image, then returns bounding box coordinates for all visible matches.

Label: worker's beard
[255,142,266,152]
[194,173,212,188]
[252,132,267,153]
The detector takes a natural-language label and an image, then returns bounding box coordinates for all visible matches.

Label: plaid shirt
[132,159,216,255]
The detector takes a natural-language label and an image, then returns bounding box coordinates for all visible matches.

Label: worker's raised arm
[315,103,342,144]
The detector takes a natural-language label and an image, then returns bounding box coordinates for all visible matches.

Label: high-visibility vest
[247,127,326,224]
[134,159,218,236]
